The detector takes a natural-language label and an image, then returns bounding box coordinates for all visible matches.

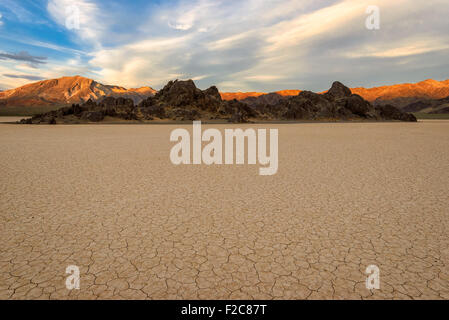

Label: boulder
[81,111,104,122]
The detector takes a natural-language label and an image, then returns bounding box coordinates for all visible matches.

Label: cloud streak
[3,73,45,81]
[0,51,47,68]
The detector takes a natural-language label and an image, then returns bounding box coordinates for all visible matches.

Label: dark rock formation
[154,80,222,112]
[20,80,417,124]
[240,82,415,122]
[375,104,417,122]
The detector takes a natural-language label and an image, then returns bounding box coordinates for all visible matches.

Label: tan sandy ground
[0,120,448,300]
[0,117,28,123]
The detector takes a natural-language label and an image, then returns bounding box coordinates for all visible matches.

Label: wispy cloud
[0,51,47,68]
[165,0,218,31]
[0,0,34,23]
[0,34,86,56]
[346,38,449,59]
[3,73,45,81]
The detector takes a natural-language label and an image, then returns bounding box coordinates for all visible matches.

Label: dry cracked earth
[1,119,449,300]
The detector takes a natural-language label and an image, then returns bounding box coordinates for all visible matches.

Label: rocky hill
[402,96,449,114]
[20,80,416,124]
[0,76,156,107]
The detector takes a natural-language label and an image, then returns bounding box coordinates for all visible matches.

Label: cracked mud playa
[1,121,449,300]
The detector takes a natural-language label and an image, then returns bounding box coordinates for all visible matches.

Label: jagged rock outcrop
[223,79,449,114]
[324,81,352,100]
[152,80,223,113]
[20,80,417,124]
[241,81,415,121]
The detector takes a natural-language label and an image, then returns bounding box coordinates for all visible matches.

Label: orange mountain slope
[351,79,449,102]
[220,92,265,100]
[220,90,302,101]
[0,76,156,107]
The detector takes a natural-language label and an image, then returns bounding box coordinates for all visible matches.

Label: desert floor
[1,119,448,300]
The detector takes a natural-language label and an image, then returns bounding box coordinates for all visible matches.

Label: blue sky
[0,0,448,92]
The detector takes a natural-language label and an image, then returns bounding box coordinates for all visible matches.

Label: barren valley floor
[1,120,448,299]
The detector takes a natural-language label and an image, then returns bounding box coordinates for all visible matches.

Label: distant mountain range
[352,79,449,113]
[221,79,449,114]
[1,76,449,114]
[0,76,156,107]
